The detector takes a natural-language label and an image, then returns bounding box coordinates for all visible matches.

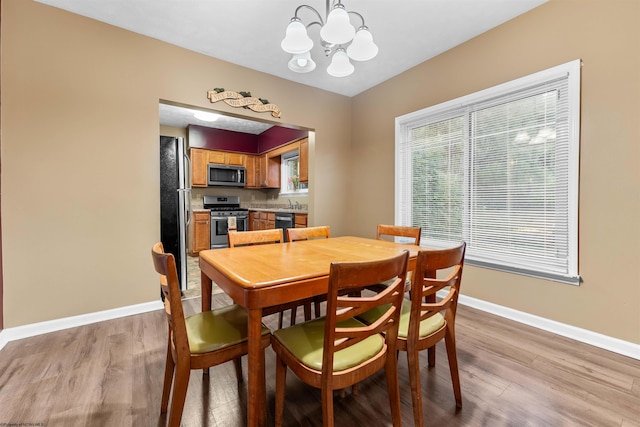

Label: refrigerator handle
[186,189,192,226]
[183,152,193,226]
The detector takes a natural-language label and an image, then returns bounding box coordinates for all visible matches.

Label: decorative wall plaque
[207,88,281,118]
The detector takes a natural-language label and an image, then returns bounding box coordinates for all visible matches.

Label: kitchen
[159,102,312,296]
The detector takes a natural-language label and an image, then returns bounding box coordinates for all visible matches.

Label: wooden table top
[199,235,421,290]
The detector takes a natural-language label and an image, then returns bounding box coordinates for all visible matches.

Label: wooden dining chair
[358,242,466,427]
[287,225,331,318]
[286,225,331,242]
[227,228,284,247]
[151,242,271,427]
[227,228,303,329]
[271,251,409,427]
[376,224,422,246]
[366,224,422,294]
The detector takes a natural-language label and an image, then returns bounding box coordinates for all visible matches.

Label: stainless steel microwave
[207,164,246,187]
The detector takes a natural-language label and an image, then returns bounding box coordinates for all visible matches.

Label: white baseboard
[0,300,164,352]
[1,295,638,361]
[455,293,640,361]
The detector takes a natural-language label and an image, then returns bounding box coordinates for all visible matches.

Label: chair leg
[290,306,298,326]
[303,301,312,321]
[384,351,402,427]
[167,361,190,427]
[314,298,321,317]
[406,347,424,427]
[233,357,243,383]
[445,325,462,409]
[274,355,287,427]
[321,383,335,427]
[428,344,436,367]
[278,311,284,329]
[161,339,175,413]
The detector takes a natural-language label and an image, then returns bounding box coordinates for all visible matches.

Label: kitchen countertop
[248,208,308,214]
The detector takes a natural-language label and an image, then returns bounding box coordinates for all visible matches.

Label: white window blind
[395,60,581,284]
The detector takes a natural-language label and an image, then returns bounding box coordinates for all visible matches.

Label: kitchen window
[281,150,308,194]
[395,59,581,284]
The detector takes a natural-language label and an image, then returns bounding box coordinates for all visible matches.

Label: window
[396,60,581,284]
[281,150,308,194]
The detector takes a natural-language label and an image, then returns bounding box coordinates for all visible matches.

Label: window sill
[464,259,582,286]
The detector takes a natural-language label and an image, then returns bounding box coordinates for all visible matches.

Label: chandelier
[280,0,378,77]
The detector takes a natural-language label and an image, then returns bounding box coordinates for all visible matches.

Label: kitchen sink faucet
[287,199,293,209]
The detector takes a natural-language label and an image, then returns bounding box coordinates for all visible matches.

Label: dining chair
[227,228,284,247]
[366,224,422,295]
[376,224,422,246]
[287,225,331,318]
[358,242,466,427]
[286,225,331,242]
[151,242,271,427]
[228,228,304,329]
[271,251,409,427]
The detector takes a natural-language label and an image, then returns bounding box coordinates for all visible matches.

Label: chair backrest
[287,225,331,242]
[408,242,466,340]
[376,224,421,246]
[228,228,284,248]
[323,251,409,381]
[151,242,190,358]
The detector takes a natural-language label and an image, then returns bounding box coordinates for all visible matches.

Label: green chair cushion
[273,317,384,372]
[185,304,270,354]
[357,300,445,339]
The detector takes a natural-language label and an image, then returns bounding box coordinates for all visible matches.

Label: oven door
[210,214,249,248]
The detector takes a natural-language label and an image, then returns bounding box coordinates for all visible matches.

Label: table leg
[201,270,212,312]
[247,308,265,427]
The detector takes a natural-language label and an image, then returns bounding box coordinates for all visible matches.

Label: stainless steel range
[203,195,249,249]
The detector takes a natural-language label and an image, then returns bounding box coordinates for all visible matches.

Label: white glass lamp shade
[281,20,313,54]
[327,48,354,77]
[346,28,378,61]
[320,5,355,45]
[288,52,316,73]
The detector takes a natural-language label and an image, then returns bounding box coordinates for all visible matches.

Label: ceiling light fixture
[281,0,378,77]
[193,111,220,122]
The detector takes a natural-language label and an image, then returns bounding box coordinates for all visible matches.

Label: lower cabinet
[190,211,210,254]
[295,214,308,228]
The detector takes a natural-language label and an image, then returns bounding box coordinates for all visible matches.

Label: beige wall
[351,0,640,344]
[1,0,351,327]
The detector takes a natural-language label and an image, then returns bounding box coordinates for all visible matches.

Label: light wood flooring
[1,295,639,426]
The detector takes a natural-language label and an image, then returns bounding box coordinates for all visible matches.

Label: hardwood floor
[1,295,638,427]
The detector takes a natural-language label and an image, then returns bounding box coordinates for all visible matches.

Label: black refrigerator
[160,136,191,291]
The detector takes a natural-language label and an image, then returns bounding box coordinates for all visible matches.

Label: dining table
[199,235,422,427]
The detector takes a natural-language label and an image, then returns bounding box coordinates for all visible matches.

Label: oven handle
[211,215,249,221]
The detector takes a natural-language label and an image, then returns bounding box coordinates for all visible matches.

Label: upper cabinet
[209,150,245,166]
[299,138,308,183]
[191,148,208,187]
[190,139,307,189]
[261,155,280,188]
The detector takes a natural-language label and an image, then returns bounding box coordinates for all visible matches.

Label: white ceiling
[36,0,547,98]
[159,103,275,134]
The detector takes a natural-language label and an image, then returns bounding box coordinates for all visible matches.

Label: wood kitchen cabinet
[208,150,245,166]
[299,138,308,183]
[245,155,258,188]
[190,148,208,187]
[267,212,275,229]
[189,210,211,254]
[295,214,308,228]
[250,211,259,230]
[260,155,280,188]
[250,211,276,230]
